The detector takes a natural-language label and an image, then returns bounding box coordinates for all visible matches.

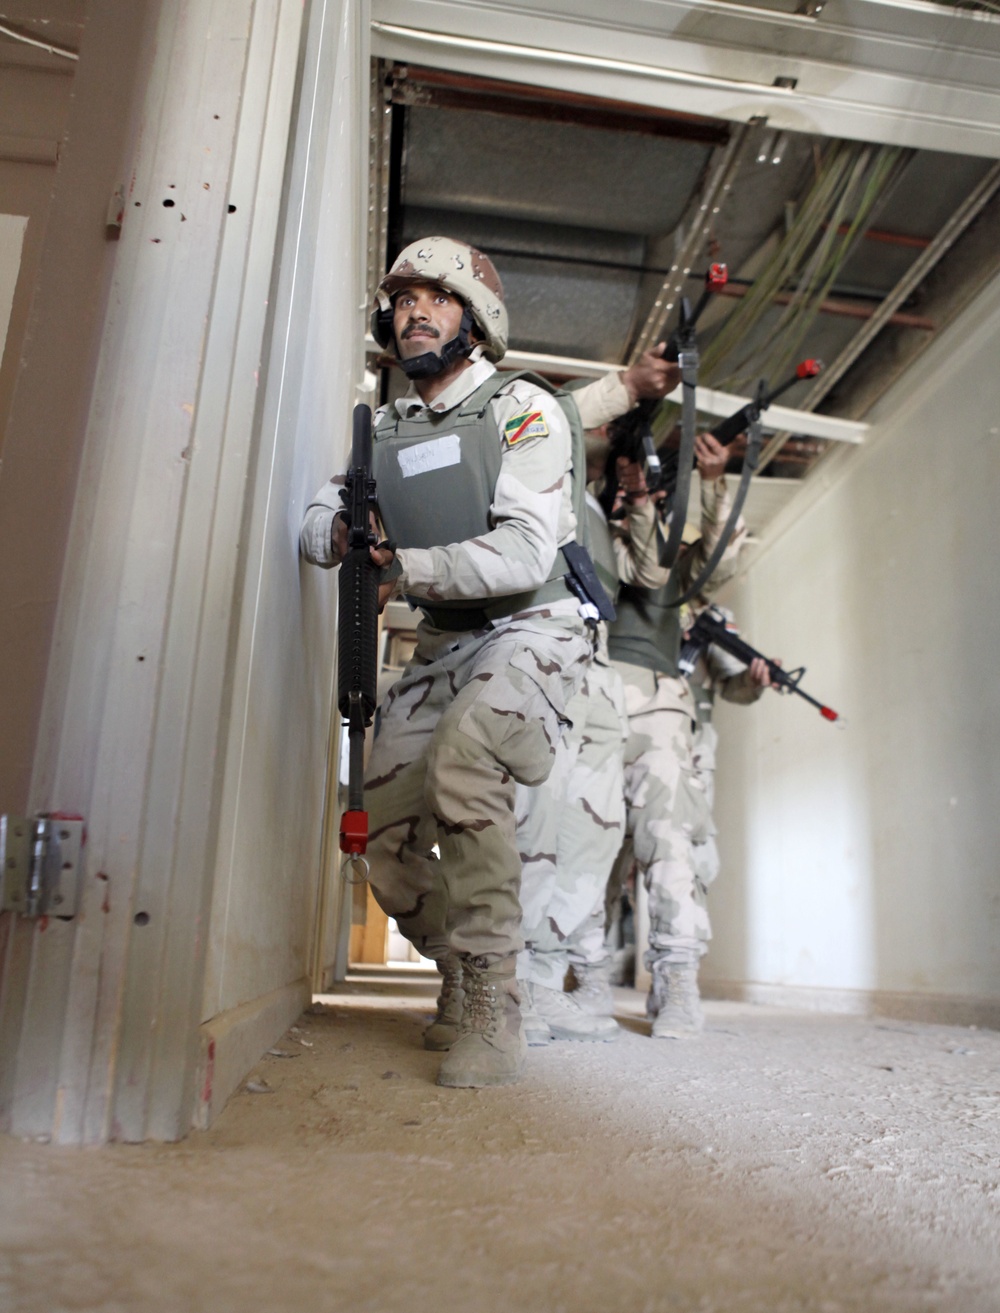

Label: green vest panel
[607,579,682,676]
[586,501,619,602]
[373,370,586,618]
[373,378,502,551]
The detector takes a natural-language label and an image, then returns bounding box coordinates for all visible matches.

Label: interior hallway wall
[0,0,368,1146]
[703,270,1000,1026]
[197,0,370,1128]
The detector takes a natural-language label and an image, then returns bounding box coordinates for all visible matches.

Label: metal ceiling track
[363,337,867,444]
[371,22,798,100]
[628,122,750,364]
[757,158,1000,471]
[371,1,1000,157]
[367,61,392,310]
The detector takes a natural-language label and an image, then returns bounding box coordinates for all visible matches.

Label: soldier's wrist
[380,555,404,586]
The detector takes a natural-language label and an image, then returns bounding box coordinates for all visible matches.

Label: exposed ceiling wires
[703,141,912,393]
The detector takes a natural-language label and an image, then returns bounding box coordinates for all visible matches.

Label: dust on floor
[1,978,998,1313]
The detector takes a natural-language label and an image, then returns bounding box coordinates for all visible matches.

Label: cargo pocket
[451,648,563,788]
[673,767,715,846]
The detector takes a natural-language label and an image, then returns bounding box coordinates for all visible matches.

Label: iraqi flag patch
[503,409,549,446]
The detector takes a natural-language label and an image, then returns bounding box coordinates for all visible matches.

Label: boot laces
[462,972,502,1034]
[435,958,463,1021]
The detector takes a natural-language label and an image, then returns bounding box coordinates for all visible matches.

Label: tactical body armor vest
[608,578,683,677]
[373,370,587,627]
[585,499,619,603]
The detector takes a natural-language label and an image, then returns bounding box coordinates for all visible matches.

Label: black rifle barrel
[709,368,806,447]
[687,610,839,722]
[338,404,381,855]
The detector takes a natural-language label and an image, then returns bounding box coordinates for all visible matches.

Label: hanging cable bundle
[702,140,911,397]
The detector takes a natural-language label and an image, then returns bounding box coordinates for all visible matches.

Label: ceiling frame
[372,0,1000,158]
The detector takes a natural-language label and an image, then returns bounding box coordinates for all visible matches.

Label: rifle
[337,404,381,875]
[679,605,840,722]
[656,358,823,503]
[602,264,729,518]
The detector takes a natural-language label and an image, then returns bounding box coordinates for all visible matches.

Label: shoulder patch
[503,409,549,446]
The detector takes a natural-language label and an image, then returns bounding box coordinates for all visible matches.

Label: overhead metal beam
[364,338,868,442]
[714,278,936,331]
[371,0,1000,158]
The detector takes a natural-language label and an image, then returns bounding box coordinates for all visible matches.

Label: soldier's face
[393,283,465,359]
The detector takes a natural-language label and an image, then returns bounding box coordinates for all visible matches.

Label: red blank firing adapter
[706,263,728,290]
[797,358,823,378]
[339,810,368,856]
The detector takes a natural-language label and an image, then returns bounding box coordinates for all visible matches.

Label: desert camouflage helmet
[372,236,508,362]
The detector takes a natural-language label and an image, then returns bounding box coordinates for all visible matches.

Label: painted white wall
[0,0,365,1146]
[704,270,1000,1022]
[197,0,370,1124]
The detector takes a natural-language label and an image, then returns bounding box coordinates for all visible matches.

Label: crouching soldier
[302,237,612,1087]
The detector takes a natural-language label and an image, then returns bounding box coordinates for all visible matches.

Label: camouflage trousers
[364,606,593,965]
[515,662,628,989]
[615,662,713,969]
[690,718,721,896]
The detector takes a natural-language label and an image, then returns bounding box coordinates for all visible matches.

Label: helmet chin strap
[398,307,476,380]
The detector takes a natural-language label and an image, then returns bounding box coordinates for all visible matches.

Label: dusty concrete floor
[1,976,999,1313]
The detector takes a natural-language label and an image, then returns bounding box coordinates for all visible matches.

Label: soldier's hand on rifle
[370,542,398,611]
[332,511,350,561]
[615,456,649,507]
[333,508,381,564]
[621,343,681,403]
[694,431,728,483]
[748,656,774,688]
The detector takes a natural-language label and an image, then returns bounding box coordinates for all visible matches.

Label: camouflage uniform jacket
[300,356,628,610]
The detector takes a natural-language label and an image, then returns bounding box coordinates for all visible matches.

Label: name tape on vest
[397,432,462,479]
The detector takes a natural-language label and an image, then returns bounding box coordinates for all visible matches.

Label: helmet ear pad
[374,302,395,349]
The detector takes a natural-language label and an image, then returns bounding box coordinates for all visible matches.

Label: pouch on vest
[562,541,616,622]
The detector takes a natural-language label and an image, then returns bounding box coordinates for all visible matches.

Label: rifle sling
[658,349,699,576]
[670,414,763,609]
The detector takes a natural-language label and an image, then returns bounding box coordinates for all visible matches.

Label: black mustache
[402,323,440,339]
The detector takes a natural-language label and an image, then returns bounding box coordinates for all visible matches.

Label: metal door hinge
[1,814,85,918]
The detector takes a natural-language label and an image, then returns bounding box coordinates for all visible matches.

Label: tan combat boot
[423,955,464,1052]
[648,961,703,1038]
[518,978,553,1047]
[569,959,615,1017]
[532,982,619,1042]
[437,958,526,1088]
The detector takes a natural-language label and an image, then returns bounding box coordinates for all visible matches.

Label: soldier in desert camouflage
[301,237,676,1087]
[514,434,664,1045]
[606,433,747,1039]
[682,604,775,999]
